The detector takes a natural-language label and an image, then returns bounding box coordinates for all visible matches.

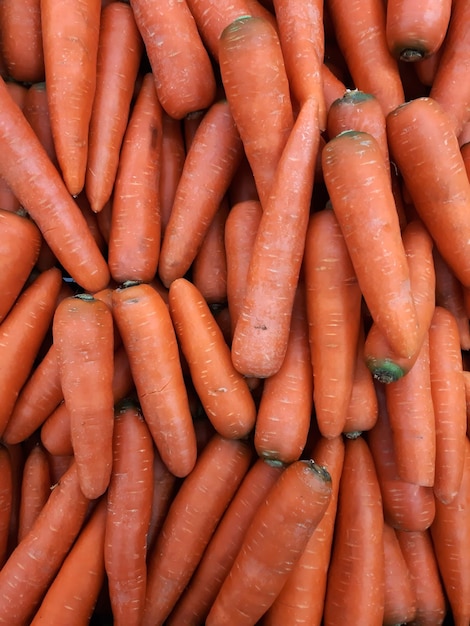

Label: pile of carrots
[1,0,470,624]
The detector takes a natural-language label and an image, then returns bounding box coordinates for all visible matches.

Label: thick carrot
[387,96,470,289]
[168,277,257,439]
[52,293,115,500]
[303,206,362,438]
[111,281,198,477]
[231,97,320,378]
[143,434,252,626]
[206,458,331,626]
[17,444,51,543]
[0,266,62,437]
[264,435,344,626]
[108,72,163,284]
[429,305,467,504]
[167,457,285,626]
[129,0,216,119]
[105,400,154,626]
[0,208,42,323]
[158,99,243,287]
[218,15,294,209]
[159,112,185,237]
[0,461,90,625]
[0,445,12,568]
[41,0,101,196]
[325,0,405,115]
[322,129,420,360]
[29,498,107,626]
[85,1,143,213]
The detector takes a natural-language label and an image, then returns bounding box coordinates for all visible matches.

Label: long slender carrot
[231,97,320,378]
[0,445,12,568]
[159,112,185,236]
[168,277,257,439]
[17,444,51,543]
[143,434,253,626]
[0,461,90,625]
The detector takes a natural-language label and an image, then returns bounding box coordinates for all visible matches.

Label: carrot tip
[366,359,405,384]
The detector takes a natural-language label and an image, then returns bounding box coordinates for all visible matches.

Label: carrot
[111,281,198,478]
[321,63,347,113]
[218,15,294,209]
[29,498,107,626]
[105,400,154,626]
[206,458,331,626]
[17,444,51,543]
[364,219,436,382]
[158,99,243,287]
[52,293,115,500]
[0,208,42,323]
[429,305,467,504]
[143,434,252,626]
[385,0,451,61]
[85,1,143,213]
[129,0,216,119]
[159,112,185,237]
[303,206,362,438]
[0,461,90,625]
[272,0,326,129]
[22,82,58,168]
[167,457,285,626]
[146,447,178,552]
[264,435,344,626]
[325,0,405,115]
[322,129,420,361]
[254,285,312,463]
[0,445,12,568]
[168,277,257,439]
[0,0,44,83]
[41,0,101,196]
[431,434,470,625]
[231,97,320,378]
[108,72,162,284]
[0,266,62,438]
[4,443,24,561]
[387,96,470,289]
[228,153,259,205]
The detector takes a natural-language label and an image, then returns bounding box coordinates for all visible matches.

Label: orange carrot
[321,63,347,113]
[168,277,256,438]
[22,82,57,168]
[17,444,51,543]
[111,281,198,478]
[0,445,12,568]
[85,1,143,213]
[228,153,259,205]
[143,434,253,626]
[4,443,24,561]
[129,0,216,119]
[146,448,178,553]
[231,97,320,378]
[159,112,185,236]
[52,293,115,500]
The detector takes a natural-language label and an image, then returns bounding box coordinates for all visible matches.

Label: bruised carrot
[85,1,143,213]
[30,498,107,626]
[108,72,163,284]
[158,99,243,287]
[219,15,294,209]
[17,444,51,543]
[303,206,362,438]
[0,445,12,568]
[52,293,115,500]
[159,112,185,236]
[206,458,332,626]
[0,461,90,625]
[231,97,320,378]
[41,0,101,196]
[143,435,252,626]
[0,267,62,437]
[322,129,420,360]
[105,400,154,626]
[168,278,256,438]
[129,0,216,119]
[111,281,197,477]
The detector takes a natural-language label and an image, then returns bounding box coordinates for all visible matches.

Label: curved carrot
[231,97,320,378]
[0,266,62,437]
[17,444,51,543]
[219,15,294,209]
[129,0,216,119]
[0,445,12,568]
[111,281,198,478]
[168,277,256,439]
[85,1,143,213]
[108,72,163,284]
[52,293,115,500]
[143,434,253,626]
[322,129,419,360]
[41,0,101,196]
[105,400,154,626]
[158,99,243,287]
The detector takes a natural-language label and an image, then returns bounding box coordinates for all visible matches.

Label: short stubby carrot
[322,129,420,361]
